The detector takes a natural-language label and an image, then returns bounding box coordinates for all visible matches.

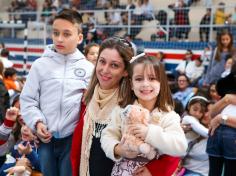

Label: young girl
[203,30,235,86]
[182,96,209,143]
[84,43,99,65]
[101,54,187,175]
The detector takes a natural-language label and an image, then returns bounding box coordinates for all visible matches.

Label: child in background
[203,30,235,86]
[0,107,19,167]
[84,43,99,65]
[182,96,209,143]
[101,54,187,176]
[0,124,40,176]
[3,68,20,94]
[20,9,94,176]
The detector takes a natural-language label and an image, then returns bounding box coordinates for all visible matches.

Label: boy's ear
[77,33,83,45]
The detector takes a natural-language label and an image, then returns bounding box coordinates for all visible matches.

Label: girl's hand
[114,140,139,159]
[130,124,148,141]
[134,166,152,176]
[209,114,221,136]
[5,107,19,122]
[181,124,192,133]
[36,122,52,143]
[17,142,32,155]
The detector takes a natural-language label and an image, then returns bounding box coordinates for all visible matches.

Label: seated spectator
[0,49,13,69]
[3,68,20,94]
[199,8,211,42]
[221,54,233,78]
[173,74,197,108]
[0,61,10,124]
[0,107,19,168]
[0,124,40,176]
[186,57,205,86]
[181,99,213,176]
[175,49,193,76]
[207,83,221,103]
[84,43,99,65]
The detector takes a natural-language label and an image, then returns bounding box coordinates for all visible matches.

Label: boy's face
[52,19,83,55]
[10,74,17,81]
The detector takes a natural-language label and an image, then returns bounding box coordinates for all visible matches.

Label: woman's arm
[210,94,236,117]
[209,113,236,136]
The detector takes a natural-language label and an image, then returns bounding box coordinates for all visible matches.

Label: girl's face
[96,48,127,90]
[132,64,160,109]
[189,102,204,120]
[86,46,99,65]
[221,34,231,48]
[21,125,34,141]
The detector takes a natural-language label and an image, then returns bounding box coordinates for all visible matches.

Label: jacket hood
[42,44,85,61]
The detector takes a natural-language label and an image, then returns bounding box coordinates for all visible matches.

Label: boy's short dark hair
[4,67,17,78]
[1,48,9,57]
[54,9,83,33]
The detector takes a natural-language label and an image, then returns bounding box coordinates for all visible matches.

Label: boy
[3,68,20,93]
[20,9,94,176]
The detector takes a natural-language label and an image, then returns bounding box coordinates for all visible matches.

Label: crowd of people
[0,7,236,176]
[5,0,236,42]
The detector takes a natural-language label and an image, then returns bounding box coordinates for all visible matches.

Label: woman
[207,60,236,176]
[71,37,180,176]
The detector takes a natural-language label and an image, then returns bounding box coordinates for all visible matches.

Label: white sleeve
[100,107,122,162]
[20,61,47,131]
[145,111,188,156]
[182,116,208,137]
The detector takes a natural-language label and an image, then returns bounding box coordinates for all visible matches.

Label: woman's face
[177,75,189,90]
[96,48,128,90]
[209,84,221,101]
[221,34,231,48]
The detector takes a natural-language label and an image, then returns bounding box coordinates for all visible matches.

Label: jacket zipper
[57,56,67,138]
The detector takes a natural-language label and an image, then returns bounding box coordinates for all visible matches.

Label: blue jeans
[207,125,236,159]
[38,135,72,176]
[184,169,204,176]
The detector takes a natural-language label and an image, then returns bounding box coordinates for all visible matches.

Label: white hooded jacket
[20,45,94,138]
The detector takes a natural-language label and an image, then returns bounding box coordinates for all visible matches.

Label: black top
[89,124,114,176]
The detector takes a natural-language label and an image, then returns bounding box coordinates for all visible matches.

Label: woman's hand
[224,94,236,105]
[209,114,221,136]
[134,166,152,176]
[129,124,148,141]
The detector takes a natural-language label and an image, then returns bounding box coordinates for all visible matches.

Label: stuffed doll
[4,156,32,176]
[120,105,157,160]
